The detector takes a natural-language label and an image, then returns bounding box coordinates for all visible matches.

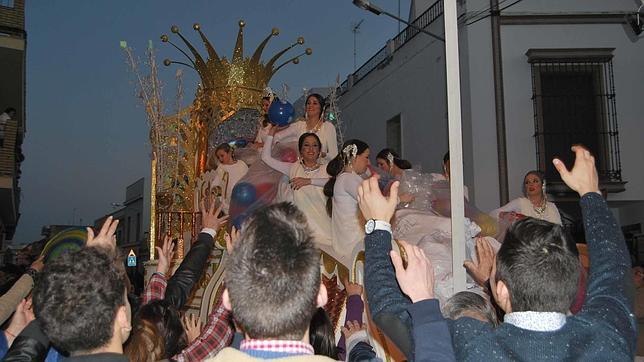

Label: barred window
[528,48,622,189]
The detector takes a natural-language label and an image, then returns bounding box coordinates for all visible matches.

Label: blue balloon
[232,213,248,230]
[231,182,257,207]
[268,98,295,126]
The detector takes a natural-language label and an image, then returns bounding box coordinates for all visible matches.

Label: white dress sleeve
[489,198,523,220]
[260,135,292,176]
[272,121,301,144]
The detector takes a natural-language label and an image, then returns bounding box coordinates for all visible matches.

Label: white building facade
[340,0,644,247]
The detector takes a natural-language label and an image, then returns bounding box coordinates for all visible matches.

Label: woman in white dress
[214,143,249,214]
[323,139,370,265]
[261,129,332,248]
[272,93,338,162]
[251,96,272,150]
[490,170,562,224]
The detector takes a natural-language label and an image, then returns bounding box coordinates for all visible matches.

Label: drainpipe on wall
[490,0,509,205]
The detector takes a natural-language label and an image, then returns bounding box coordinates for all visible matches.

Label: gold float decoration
[161,20,312,176]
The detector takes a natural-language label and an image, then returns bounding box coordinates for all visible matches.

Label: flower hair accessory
[342,144,358,163]
[386,152,395,166]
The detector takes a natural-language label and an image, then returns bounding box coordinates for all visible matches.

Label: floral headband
[342,144,358,163]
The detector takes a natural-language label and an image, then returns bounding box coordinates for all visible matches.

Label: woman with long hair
[490,170,562,224]
[324,139,370,264]
[261,129,332,248]
[271,93,338,162]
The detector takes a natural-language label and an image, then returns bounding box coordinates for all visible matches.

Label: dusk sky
[13,0,411,244]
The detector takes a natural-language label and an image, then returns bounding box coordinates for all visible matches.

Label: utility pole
[352,19,364,71]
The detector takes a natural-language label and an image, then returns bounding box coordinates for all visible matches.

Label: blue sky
[13,0,411,244]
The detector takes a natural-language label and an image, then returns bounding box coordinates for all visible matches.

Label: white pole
[444,0,467,293]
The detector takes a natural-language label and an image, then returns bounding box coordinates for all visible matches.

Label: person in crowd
[4,216,130,361]
[213,143,249,214]
[262,129,332,248]
[125,201,231,362]
[342,321,382,362]
[441,291,498,326]
[361,145,637,360]
[490,170,562,224]
[324,139,370,265]
[375,148,412,180]
[272,93,338,162]
[0,107,16,148]
[209,202,334,361]
[0,256,43,325]
[309,308,338,360]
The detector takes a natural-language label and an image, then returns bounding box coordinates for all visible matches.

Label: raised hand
[86,216,119,251]
[357,176,399,223]
[342,277,363,296]
[390,240,435,303]
[341,320,365,339]
[200,197,228,231]
[30,255,45,272]
[553,145,601,197]
[5,298,35,344]
[182,313,202,343]
[155,235,175,275]
[224,226,241,254]
[463,237,495,286]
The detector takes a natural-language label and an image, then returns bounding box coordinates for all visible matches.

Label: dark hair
[305,93,327,120]
[125,300,186,360]
[495,217,580,313]
[33,247,126,353]
[376,148,412,170]
[298,132,322,154]
[309,308,338,359]
[225,203,320,340]
[261,97,271,127]
[215,143,235,161]
[522,170,545,197]
[4,107,16,114]
[443,151,449,165]
[324,139,369,216]
[442,291,498,326]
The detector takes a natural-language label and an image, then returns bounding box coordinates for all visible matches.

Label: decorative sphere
[231,182,256,207]
[171,25,179,33]
[232,213,248,231]
[292,58,300,64]
[267,99,295,127]
[193,23,200,30]
[160,34,169,42]
[297,36,305,45]
[238,20,245,27]
[271,28,279,36]
[163,59,172,66]
[305,48,313,55]
[279,148,298,163]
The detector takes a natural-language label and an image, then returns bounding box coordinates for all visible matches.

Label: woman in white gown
[323,139,370,265]
[272,93,338,162]
[261,129,332,248]
[490,170,562,225]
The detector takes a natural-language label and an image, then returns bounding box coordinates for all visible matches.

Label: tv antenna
[351,19,364,72]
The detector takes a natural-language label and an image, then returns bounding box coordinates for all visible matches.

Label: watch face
[365,219,376,234]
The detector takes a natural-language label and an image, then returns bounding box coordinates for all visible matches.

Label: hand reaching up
[182,313,202,343]
[224,226,241,254]
[200,198,228,231]
[342,277,363,297]
[552,145,601,197]
[30,255,45,272]
[155,235,175,276]
[463,237,495,286]
[86,216,119,252]
[357,176,399,223]
[390,240,435,303]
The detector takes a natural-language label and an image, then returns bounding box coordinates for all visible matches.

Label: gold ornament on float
[161,20,312,176]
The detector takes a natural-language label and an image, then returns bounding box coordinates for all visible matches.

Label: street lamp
[352,0,445,42]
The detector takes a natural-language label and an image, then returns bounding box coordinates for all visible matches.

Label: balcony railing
[340,0,444,93]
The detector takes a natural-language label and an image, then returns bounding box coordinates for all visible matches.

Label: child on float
[213,143,249,214]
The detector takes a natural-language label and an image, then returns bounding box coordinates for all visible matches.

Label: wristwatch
[365,219,392,234]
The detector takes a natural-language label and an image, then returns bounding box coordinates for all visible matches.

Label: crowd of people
[0,93,641,361]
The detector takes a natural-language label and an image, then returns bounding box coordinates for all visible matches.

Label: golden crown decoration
[161,20,312,123]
